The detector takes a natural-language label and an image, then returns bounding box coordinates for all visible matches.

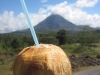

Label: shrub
[0,59,5,65]
[73,46,88,54]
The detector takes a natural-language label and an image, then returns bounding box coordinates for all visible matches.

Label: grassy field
[0,64,13,75]
[0,54,14,75]
[60,43,100,56]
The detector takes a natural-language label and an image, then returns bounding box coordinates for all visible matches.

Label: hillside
[34,14,81,32]
[5,14,97,34]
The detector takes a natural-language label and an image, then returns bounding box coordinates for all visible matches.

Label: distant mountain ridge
[34,14,81,32]
[4,14,99,34]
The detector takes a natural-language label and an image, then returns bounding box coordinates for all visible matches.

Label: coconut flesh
[13,44,72,75]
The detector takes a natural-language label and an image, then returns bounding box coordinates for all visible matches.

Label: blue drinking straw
[20,0,39,46]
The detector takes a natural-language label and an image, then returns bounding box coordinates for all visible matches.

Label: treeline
[0,34,34,53]
[0,28,100,55]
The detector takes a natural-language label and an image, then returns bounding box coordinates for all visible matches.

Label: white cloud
[40,0,48,3]
[45,1,100,28]
[0,11,50,33]
[0,11,28,33]
[75,0,99,8]
[0,0,100,33]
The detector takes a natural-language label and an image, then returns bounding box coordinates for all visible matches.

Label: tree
[67,35,77,45]
[22,35,34,46]
[77,27,99,49]
[39,36,58,45]
[11,37,22,49]
[56,29,67,45]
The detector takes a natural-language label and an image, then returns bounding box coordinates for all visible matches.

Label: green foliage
[0,29,100,55]
[0,59,5,65]
[11,37,22,49]
[38,31,58,45]
[0,34,34,54]
[60,44,75,55]
[0,43,6,54]
[60,43,100,56]
[67,35,77,44]
[73,46,88,53]
[56,29,67,45]
[39,36,58,45]
[22,35,34,46]
[77,28,100,50]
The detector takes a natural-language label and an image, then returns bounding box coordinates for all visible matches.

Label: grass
[0,63,13,75]
[0,44,5,54]
[0,53,14,75]
[60,43,100,56]
[95,43,100,52]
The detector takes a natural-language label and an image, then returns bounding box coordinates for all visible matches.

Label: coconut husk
[13,44,72,75]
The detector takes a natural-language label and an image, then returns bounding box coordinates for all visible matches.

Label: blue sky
[0,0,99,15]
[0,0,76,15]
[0,0,100,33]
